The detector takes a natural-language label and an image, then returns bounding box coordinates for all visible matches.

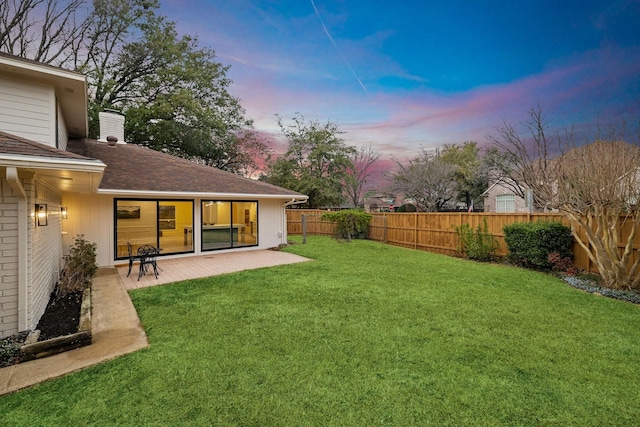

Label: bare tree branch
[344,144,382,208]
[0,0,87,66]
[490,106,640,289]
[392,148,457,212]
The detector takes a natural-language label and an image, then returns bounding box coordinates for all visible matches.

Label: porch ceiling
[34,169,102,194]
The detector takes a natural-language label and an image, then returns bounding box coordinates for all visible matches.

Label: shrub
[322,209,372,241]
[396,204,417,212]
[455,217,498,262]
[0,337,23,367]
[503,221,573,270]
[59,234,98,295]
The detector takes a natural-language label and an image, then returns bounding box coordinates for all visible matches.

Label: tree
[0,0,87,66]
[440,141,487,210]
[185,129,272,178]
[391,148,457,212]
[487,105,568,206]
[344,144,381,208]
[80,1,252,164]
[220,130,273,179]
[490,106,640,290]
[1,0,259,174]
[264,113,355,208]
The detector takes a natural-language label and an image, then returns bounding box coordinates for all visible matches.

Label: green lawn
[1,236,639,426]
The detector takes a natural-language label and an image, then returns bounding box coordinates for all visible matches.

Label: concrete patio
[117,249,311,290]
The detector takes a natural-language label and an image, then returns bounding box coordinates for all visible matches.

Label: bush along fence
[286,209,640,276]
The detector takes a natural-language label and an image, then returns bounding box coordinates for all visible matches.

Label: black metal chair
[126,242,144,278]
[137,244,160,280]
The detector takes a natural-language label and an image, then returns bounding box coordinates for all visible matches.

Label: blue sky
[162,0,640,159]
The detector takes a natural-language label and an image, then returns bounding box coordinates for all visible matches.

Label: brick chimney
[98,110,125,144]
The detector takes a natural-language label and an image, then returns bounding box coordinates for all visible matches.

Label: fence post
[414,212,418,249]
[302,214,307,244]
[383,214,388,243]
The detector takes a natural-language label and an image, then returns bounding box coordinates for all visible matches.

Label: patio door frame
[200,199,258,251]
[114,198,195,260]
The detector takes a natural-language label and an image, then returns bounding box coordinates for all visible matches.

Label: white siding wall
[0,173,62,336]
[29,180,63,330]
[259,199,288,248]
[62,193,113,267]
[62,195,291,267]
[57,103,68,150]
[0,75,55,146]
[0,177,19,337]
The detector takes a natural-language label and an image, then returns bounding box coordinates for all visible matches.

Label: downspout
[6,167,28,331]
[281,198,307,245]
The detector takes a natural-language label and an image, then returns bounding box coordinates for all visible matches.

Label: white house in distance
[0,53,307,338]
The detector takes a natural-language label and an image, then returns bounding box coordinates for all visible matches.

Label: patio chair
[126,242,144,278]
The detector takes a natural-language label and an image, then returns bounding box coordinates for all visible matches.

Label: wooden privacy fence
[286,209,640,275]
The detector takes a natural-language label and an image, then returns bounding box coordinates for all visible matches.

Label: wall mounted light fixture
[36,204,48,226]
[61,206,68,219]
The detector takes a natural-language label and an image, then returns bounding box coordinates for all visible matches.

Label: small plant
[455,217,498,262]
[548,252,578,276]
[322,209,372,241]
[0,338,23,367]
[59,234,98,296]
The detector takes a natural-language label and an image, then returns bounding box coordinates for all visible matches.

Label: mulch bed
[36,290,83,341]
[0,290,83,368]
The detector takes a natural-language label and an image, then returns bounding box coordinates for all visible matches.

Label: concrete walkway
[0,250,310,395]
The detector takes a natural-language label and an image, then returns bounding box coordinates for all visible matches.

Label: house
[364,194,398,212]
[481,172,535,213]
[0,53,307,338]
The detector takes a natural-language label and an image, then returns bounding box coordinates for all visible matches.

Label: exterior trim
[0,154,105,171]
[5,167,28,331]
[98,188,308,200]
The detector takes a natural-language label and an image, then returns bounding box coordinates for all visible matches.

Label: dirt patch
[37,290,83,340]
[0,290,83,367]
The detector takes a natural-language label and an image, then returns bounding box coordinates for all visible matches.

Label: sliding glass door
[201,200,258,251]
[115,199,194,259]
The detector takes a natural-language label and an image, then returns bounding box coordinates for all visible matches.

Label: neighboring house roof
[480,176,523,198]
[67,138,306,199]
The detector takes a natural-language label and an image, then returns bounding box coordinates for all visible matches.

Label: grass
[1,236,639,425]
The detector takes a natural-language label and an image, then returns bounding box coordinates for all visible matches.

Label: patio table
[137,245,161,280]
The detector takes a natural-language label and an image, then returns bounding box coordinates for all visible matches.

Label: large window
[496,194,516,213]
[201,200,258,251]
[115,199,194,259]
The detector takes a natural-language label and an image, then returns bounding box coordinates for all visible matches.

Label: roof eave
[0,154,106,172]
[96,189,308,200]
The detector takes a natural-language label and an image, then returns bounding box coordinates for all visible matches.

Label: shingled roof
[66,138,305,197]
[0,131,95,161]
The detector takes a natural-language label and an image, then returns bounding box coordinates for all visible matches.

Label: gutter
[281,198,308,245]
[6,167,28,331]
[97,189,307,200]
[0,154,105,172]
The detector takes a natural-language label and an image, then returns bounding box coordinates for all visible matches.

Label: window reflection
[115,199,194,259]
[201,200,258,251]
